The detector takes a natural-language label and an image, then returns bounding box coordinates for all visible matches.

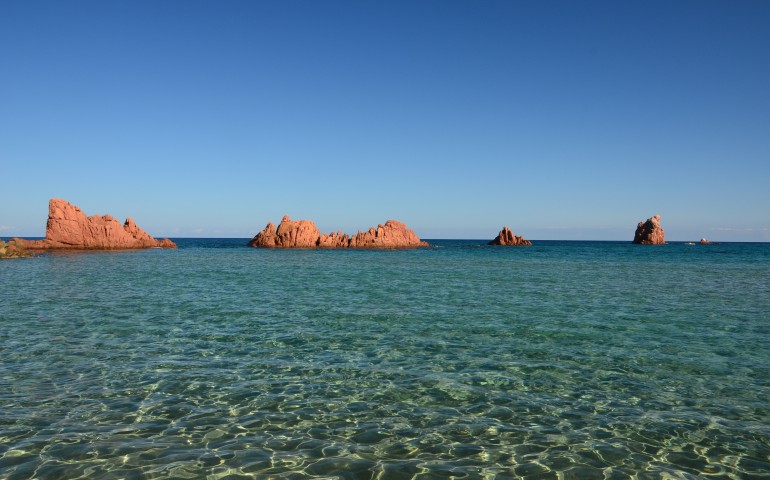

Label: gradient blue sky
[2,1,769,240]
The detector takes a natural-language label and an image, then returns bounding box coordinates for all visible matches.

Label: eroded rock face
[348,220,429,248]
[317,231,350,248]
[248,216,429,249]
[17,199,176,249]
[633,215,665,245]
[488,226,532,246]
[248,216,321,248]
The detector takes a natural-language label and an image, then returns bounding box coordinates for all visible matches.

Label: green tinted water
[1,240,768,479]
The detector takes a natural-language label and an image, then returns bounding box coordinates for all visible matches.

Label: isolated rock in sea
[248,216,429,249]
[17,199,176,249]
[633,215,665,245]
[488,226,532,246]
[699,238,711,245]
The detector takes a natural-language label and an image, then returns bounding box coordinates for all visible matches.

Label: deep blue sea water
[1,239,768,479]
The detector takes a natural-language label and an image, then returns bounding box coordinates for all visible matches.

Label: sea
[0,239,768,479]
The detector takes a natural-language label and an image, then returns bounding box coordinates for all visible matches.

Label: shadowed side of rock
[633,215,665,244]
[16,199,176,249]
[248,216,429,249]
[488,226,532,246]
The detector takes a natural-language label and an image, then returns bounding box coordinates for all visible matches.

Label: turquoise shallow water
[1,239,769,479]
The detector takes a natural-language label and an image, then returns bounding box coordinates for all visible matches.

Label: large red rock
[488,226,532,246]
[248,216,429,249]
[633,215,665,244]
[16,199,176,249]
[348,220,430,248]
[249,215,320,248]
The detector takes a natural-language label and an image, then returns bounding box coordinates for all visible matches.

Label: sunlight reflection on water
[0,240,768,479]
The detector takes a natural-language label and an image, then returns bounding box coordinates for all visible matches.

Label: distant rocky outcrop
[347,220,429,248]
[248,216,429,249]
[699,238,711,245]
[16,199,176,249]
[633,215,665,244]
[488,226,532,246]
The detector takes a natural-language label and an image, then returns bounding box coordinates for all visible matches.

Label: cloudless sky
[2,0,769,240]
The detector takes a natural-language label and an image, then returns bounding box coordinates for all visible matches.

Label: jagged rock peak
[633,214,665,245]
[488,226,532,246]
[16,198,176,249]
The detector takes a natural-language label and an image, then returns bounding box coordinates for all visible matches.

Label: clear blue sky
[2,1,769,241]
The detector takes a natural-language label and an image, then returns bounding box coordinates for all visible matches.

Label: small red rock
[488,226,532,246]
[633,215,665,244]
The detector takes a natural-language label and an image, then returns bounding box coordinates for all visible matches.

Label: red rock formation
[317,230,351,248]
[248,216,320,248]
[274,216,321,248]
[16,199,176,249]
[488,226,532,246]
[249,222,278,248]
[248,216,429,249]
[633,215,665,244]
[348,220,430,248]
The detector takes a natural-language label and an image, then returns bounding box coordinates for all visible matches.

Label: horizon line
[5,236,768,244]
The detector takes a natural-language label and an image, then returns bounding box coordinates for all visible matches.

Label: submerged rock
[248,216,429,249]
[633,215,665,245]
[15,198,176,249]
[488,226,532,246]
[0,239,35,259]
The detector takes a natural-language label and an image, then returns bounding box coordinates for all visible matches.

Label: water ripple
[1,240,768,478]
